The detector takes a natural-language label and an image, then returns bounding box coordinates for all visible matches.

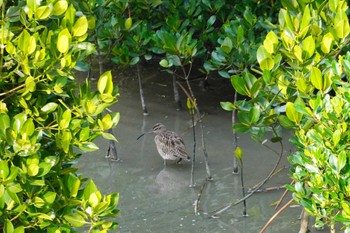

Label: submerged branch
[176,81,212,180]
[259,198,294,233]
[205,139,284,217]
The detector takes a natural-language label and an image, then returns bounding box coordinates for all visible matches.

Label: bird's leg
[176,158,183,164]
[164,159,167,167]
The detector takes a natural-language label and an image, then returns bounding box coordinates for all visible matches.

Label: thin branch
[205,137,284,217]
[194,178,209,215]
[259,198,294,233]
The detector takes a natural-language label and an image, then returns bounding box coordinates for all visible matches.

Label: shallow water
[75,64,326,232]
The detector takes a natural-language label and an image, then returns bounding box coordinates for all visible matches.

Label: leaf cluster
[0,0,119,232]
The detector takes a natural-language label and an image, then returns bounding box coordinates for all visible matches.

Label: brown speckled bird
[137,123,191,166]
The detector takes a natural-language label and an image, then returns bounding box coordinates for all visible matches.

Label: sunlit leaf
[72,16,88,37]
[321,33,333,54]
[235,146,243,159]
[52,0,68,15]
[302,36,315,59]
[64,213,86,227]
[286,102,302,124]
[79,142,99,151]
[98,71,113,95]
[310,66,322,90]
[41,102,58,113]
[35,6,51,20]
[57,29,71,53]
[220,101,235,111]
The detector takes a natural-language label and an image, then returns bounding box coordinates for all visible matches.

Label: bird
[137,123,191,166]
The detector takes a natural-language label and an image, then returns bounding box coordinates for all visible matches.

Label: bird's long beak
[136,133,146,140]
[137,130,153,140]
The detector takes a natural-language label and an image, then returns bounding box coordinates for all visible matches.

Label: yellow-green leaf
[286,102,302,125]
[97,71,113,95]
[72,16,88,37]
[293,45,303,62]
[302,36,315,59]
[310,66,322,90]
[321,32,334,54]
[263,31,278,54]
[235,146,243,159]
[64,213,86,227]
[125,17,132,30]
[57,28,71,53]
[52,0,68,16]
[35,6,51,20]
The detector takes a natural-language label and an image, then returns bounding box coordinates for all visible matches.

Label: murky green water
[75,64,326,233]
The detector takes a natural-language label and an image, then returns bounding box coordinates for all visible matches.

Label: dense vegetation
[1,0,350,232]
[0,1,119,232]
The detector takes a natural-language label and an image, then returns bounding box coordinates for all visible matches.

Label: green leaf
[63,213,86,227]
[25,76,36,92]
[72,16,88,37]
[221,37,233,54]
[42,191,56,204]
[257,46,274,70]
[321,32,333,54]
[5,219,14,233]
[21,118,35,136]
[286,102,302,125]
[60,109,71,129]
[220,101,235,111]
[13,113,27,134]
[231,75,249,96]
[248,105,260,124]
[235,146,243,159]
[299,4,310,34]
[89,192,100,207]
[52,0,68,15]
[57,28,71,53]
[101,132,117,141]
[41,102,58,113]
[338,151,346,172]
[13,226,24,233]
[66,173,81,197]
[334,18,350,39]
[28,163,39,176]
[302,36,315,59]
[35,6,51,20]
[159,59,170,68]
[310,66,322,90]
[84,180,98,200]
[79,142,99,151]
[293,45,303,62]
[0,113,10,138]
[0,160,9,179]
[79,127,90,141]
[98,71,113,95]
[125,17,133,30]
[263,31,278,54]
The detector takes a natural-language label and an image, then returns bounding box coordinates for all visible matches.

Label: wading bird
[137,123,191,166]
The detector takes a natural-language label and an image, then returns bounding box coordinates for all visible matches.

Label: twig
[232,91,239,174]
[190,107,196,187]
[259,198,294,233]
[176,81,212,179]
[239,157,248,216]
[205,139,284,217]
[194,178,209,215]
[275,180,294,210]
[136,63,148,115]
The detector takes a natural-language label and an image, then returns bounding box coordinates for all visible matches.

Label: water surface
[76,64,325,233]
